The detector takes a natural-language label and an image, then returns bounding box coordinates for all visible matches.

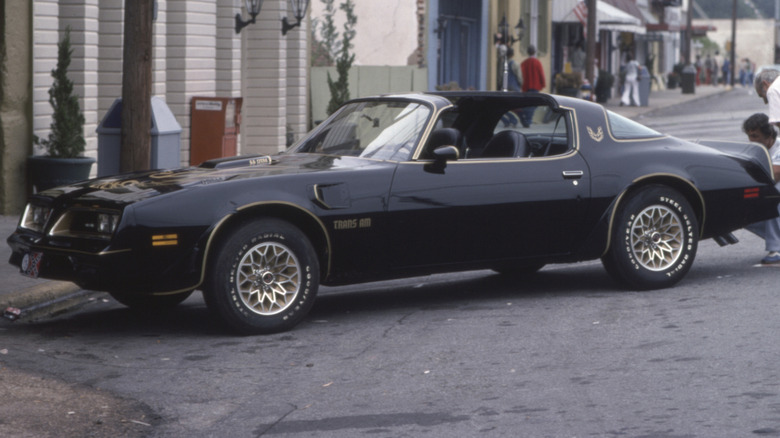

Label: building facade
[0,0,309,214]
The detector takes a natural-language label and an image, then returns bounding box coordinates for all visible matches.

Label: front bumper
[7,229,203,294]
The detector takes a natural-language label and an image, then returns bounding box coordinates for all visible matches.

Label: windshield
[292,100,432,161]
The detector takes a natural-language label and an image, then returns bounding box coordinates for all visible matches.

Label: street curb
[0,280,81,310]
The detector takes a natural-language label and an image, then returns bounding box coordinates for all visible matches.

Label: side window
[491,105,571,158]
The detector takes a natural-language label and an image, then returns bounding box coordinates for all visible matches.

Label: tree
[314,0,338,66]
[322,0,357,116]
[35,27,85,158]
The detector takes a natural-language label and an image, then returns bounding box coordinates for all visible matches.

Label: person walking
[506,47,522,92]
[620,55,640,106]
[520,45,545,126]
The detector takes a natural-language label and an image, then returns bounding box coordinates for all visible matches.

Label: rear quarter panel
[567,99,779,256]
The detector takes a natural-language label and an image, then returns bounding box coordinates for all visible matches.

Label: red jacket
[520,56,546,92]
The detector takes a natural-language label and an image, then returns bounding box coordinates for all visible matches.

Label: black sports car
[8,92,780,334]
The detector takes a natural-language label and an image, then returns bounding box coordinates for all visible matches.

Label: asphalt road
[3,89,780,437]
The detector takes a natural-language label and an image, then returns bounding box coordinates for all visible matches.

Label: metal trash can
[681,64,696,94]
[96,97,182,177]
[638,67,651,106]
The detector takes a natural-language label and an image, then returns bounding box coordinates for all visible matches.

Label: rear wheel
[601,185,698,290]
[204,218,319,335]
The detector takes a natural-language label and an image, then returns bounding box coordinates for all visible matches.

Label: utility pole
[120,0,154,173]
[685,0,693,65]
[585,0,597,86]
[730,0,737,86]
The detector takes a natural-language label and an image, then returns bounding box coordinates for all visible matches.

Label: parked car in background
[8,92,780,334]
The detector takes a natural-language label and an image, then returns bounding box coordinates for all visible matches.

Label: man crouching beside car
[744,113,780,264]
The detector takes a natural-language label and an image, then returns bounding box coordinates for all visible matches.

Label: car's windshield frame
[289,98,435,162]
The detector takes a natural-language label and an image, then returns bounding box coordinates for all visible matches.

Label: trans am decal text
[333,218,372,230]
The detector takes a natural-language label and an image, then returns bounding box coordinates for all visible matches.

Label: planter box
[28,156,95,192]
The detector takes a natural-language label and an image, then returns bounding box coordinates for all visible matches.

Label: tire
[109,290,193,312]
[601,185,698,290]
[204,218,319,335]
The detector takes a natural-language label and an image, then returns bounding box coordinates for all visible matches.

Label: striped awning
[552,0,646,35]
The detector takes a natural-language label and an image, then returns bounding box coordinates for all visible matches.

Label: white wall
[693,18,776,70]
[31,0,309,168]
[309,0,419,66]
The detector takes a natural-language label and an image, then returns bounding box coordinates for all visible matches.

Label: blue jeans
[746,210,780,252]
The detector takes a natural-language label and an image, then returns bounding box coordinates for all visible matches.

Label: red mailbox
[190,97,243,165]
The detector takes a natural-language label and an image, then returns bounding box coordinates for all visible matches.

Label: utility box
[190,97,243,165]
[96,97,183,177]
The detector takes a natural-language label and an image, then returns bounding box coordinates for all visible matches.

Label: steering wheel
[529,140,551,157]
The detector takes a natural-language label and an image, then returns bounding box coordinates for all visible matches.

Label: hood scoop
[199,155,277,169]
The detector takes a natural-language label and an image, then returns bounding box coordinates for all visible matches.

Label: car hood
[34,153,394,205]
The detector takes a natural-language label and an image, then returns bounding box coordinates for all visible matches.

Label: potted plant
[554,72,582,97]
[28,27,95,192]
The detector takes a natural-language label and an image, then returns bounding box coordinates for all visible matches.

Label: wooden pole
[730,0,737,86]
[585,0,597,85]
[120,0,153,173]
[685,0,693,65]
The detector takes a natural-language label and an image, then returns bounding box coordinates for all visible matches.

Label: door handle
[562,170,584,179]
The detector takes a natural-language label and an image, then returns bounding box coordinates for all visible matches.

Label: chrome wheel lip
[236,241,301,316]
[630,205,684,272]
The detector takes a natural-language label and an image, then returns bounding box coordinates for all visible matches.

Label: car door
[385,107,591,271]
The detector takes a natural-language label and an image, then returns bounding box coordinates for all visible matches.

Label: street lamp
[282,0,310,36]
[235,0,264,34]
[494,15,524,91]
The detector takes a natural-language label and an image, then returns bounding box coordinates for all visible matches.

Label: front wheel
[601,185,699,290]
[109,290,193,312]
[204,218,320,335]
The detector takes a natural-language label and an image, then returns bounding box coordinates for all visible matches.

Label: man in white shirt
[743,113,780,264]
[755,69,780,127]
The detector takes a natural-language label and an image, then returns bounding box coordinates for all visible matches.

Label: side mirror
[425,145,459,174]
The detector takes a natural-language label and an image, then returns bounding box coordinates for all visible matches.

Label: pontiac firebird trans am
[8,92,780,334]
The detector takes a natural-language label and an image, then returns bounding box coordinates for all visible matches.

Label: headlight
[49,208,122,240]
[97,213,120,234]
[20,204,52,232]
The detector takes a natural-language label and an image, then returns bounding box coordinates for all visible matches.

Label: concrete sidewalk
[0,83,733,316]
[602,82,730,118]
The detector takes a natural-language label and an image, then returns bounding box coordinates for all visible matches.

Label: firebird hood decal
[39,154,390,204]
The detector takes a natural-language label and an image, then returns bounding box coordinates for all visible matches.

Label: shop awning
[552,0,646,35]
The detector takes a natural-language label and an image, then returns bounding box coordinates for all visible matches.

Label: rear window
[606,110,663,139]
